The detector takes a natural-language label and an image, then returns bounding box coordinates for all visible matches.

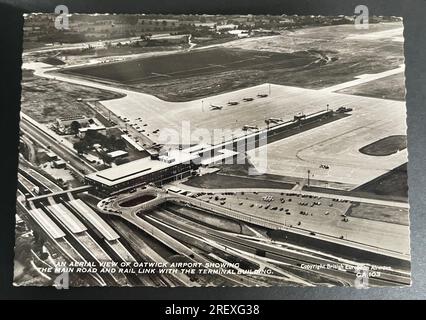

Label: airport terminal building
[85,150,200,195]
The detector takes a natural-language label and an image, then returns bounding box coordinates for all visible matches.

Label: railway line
[16,184,107,286]
[17,168,137,286]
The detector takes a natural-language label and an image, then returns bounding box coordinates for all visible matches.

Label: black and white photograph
[14,11,410,288]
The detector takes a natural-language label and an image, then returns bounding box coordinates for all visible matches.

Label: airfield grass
[20,69,124,124]
[354,163,408,199]
[337,73,406,101]
[60,22,404,102]
[346,202,409,226]
[62,48,317,84]
[359,135,407,156]
[184,171,294,190]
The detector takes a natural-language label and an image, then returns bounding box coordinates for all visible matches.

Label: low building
[83,153,103,164]
[228,29,250,38]
[56,115,91,131]
[53,159,67,169]
[107,150,128,160]
[78,124,106,138]
[92,143,102,152]
[45,151,58,161]
[217,24,238,31]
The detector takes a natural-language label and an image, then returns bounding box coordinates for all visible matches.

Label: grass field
[355,163,408,198]
[347,202,409,226]
[62,48,318,84]
[20,69,124,124]
[359,135,407,156]
[59,22,404,102]
[184,172,294,190]
[337,73,406,101]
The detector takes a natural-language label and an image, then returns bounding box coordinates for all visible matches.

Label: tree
[113,138,127,150]
[99,152,112,165]
[70,121,81,134]
[73,140,87,154]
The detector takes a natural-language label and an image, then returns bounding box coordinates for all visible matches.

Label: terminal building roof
[85,149,199,187]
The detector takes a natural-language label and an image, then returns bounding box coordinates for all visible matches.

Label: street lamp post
[307,170,311,187]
